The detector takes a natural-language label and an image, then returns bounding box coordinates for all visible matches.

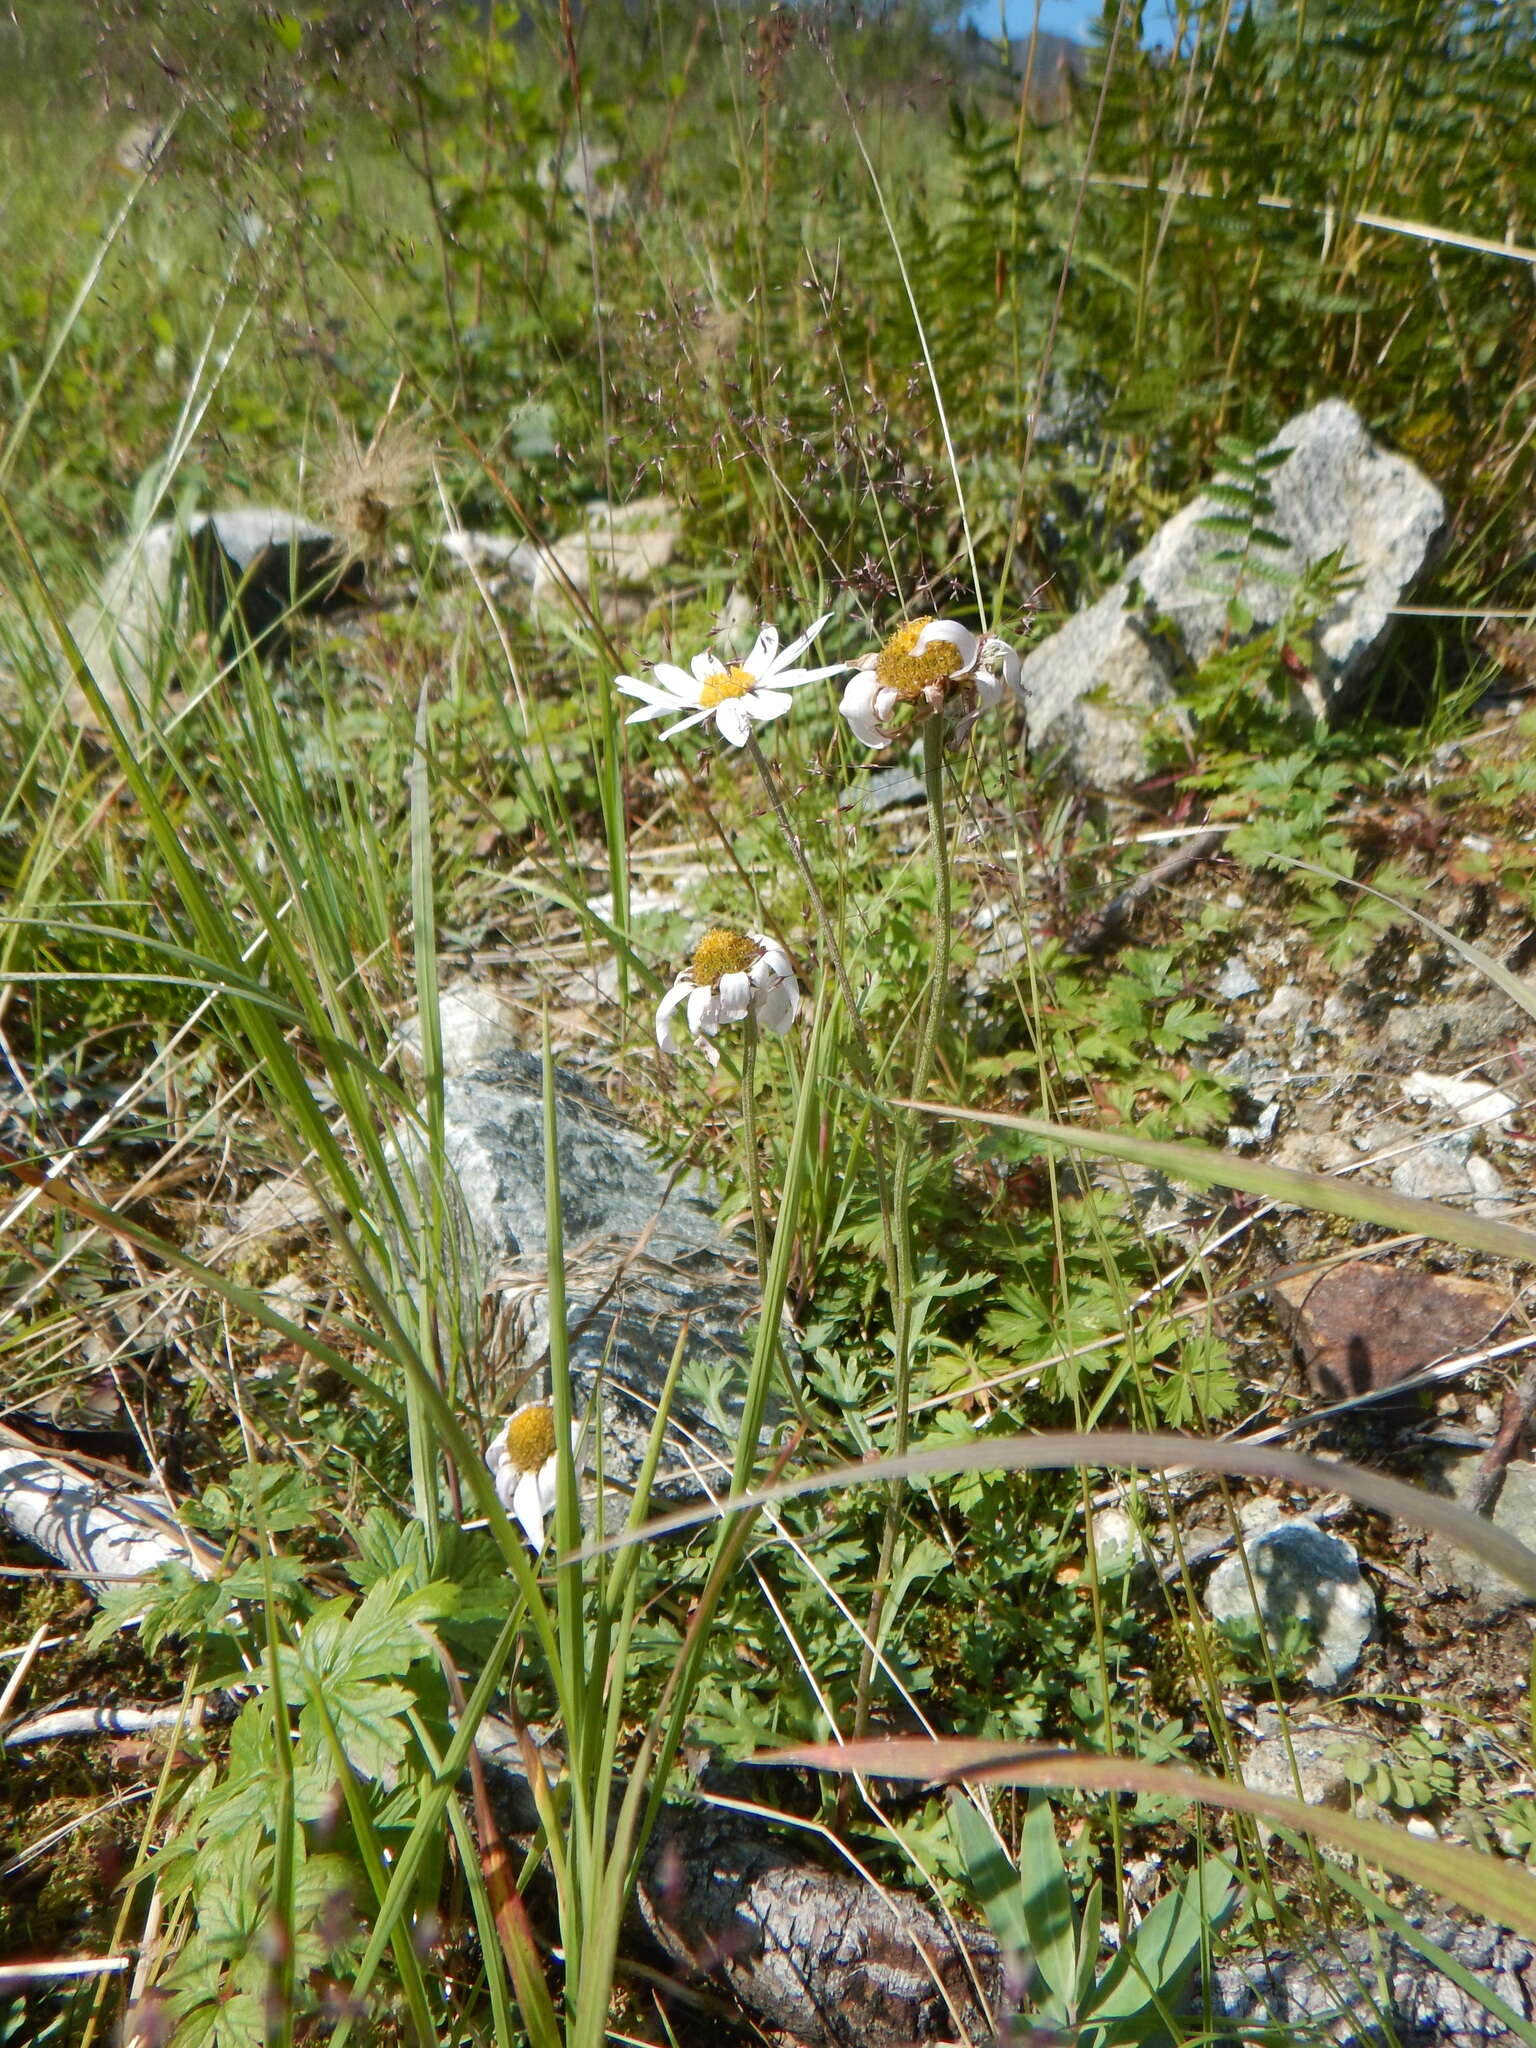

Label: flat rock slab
[424,1050,770,1497]
[1271,1263,1512,1404]
[1021,398,1446,789]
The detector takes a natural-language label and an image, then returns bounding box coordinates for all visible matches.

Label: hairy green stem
[740,1016,770,1286]
[744,730,876,1085]
[744,726,899,1287]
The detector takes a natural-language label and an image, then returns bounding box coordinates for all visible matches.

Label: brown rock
[1271,1262,1512,1403]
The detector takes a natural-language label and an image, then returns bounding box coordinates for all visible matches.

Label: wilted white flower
[616,615,845,748]
[487,1401,578,1551]
[838,617,1022,751]
[655,927,800,1064]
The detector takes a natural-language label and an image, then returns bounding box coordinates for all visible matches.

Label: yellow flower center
[873,617,963,701]
[691,926,759,987]
[698,665,756,709]
[504,1403,557,1474]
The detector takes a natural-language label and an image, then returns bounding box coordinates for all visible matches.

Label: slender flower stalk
[854,716,955,1746]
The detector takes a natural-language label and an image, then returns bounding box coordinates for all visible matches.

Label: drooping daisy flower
[616,616,845,748]
[839,617,1022,751]
[655,927,800,1064]
[487,1401,578,1551]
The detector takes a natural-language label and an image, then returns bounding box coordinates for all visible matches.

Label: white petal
[511,1467,546,1549]
[713,699,753,747]
[715,970,753,1021]
[745,623,780,674]
[915,619,979,673]
[988,637,1023,695]
[752,938,795,982]
[687,983,720,1036]
[756,976,799,1034]
[740,687,795,723]
[773,661,850,686]
[771,611,833,672]
[536,1459,560,1519]
[839,671,892,748]
[690,651,724,682]
[624,700,685,725]
[487,1443,514,1511]
[657,707,716,740]
[655,978,692,1051]
[616,674,684,707]
[652,662,701,697]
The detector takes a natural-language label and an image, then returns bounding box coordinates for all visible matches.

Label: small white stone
[1404,1816,1439,1841]
[1254,983,1312,1031]
[1216,957,1262,1001]
[1402,1069,1518,1133]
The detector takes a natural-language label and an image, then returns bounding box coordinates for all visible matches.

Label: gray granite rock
[412,1051,772,1499]
[1422,1452,1536,1610]
[1383,994,1527,1061]
[398,981,523,1079]
[66,507,355,731]
[438,529,542,587]
[1022,400,1446,789]
[1209,1914,1536,2047]
[1206,1517,1376,1690]
[1238,1706,1377,1863]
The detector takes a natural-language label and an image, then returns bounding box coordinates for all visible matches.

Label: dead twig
[1465,1361,1536,1517]
[1066,826,1231,955]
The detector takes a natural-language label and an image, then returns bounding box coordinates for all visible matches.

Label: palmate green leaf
[275,1569,458,1776]
[289,1569,456,1686]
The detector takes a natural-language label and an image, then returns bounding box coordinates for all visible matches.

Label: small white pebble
[1405,1816,1439,1841]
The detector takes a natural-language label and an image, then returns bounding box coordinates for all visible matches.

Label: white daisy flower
[838,616,1022,751]
[616,614,845,748]
[655,927,800,1065]
[487,1400,578,1551]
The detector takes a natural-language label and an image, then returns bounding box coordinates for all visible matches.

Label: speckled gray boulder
[1022,399,1447,790]
[1205,1516,1376,1690]
[417,1051,773,1499]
